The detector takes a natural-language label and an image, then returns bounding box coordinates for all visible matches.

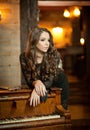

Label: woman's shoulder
[19,52,26,61]
[20,52,32,62]
[20,52,25,57]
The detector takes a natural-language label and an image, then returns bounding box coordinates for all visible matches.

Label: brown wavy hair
[25,27,62,81]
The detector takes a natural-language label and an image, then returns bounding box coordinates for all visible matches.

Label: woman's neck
[36,51,44,64]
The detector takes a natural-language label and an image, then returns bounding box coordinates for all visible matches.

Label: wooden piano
[0,86,71,130]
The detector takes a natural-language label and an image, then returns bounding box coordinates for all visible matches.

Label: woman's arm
[20,53,47,96]
[43,76,54,89]
[19,53,34,89]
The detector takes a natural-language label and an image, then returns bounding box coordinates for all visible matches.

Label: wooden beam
[38,1,90,7]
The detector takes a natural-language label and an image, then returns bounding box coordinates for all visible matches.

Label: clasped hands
[29,80,47,107]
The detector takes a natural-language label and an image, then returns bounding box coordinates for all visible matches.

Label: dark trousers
[52,71,69,110]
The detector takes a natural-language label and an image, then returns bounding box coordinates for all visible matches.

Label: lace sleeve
[19,53,34,89]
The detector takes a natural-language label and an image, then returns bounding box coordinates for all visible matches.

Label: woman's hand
[29,89,40,107]
[33,80,47,96]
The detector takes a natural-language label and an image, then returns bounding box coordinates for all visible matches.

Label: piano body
[0,86,71,130]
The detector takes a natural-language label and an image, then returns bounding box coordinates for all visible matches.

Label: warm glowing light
[73,7,80,17]
[52,27,63,34]
[63,7,81,18]
[51,27,64,48]
[63,9,70,18]
[0,11,2,20]
[80,38,85,46]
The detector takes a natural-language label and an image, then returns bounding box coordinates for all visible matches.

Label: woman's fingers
[33,80,47,96]
[36,85,47,96]
[30,89,40,107]
[33,96,40,107]
[40,87,46,96]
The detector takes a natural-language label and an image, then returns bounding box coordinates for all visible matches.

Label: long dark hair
[25,27,62,80]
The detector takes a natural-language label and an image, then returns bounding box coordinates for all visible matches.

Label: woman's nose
[45,41,49,45]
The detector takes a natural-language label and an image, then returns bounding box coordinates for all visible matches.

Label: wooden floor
[69,104,90,129]
[67,74,90,129]
[69,104,90,120]
[71,119,90,130]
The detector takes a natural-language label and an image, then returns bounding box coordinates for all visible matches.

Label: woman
[20,27,69,110]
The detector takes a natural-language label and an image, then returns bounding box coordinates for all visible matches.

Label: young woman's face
[36,31,50,53]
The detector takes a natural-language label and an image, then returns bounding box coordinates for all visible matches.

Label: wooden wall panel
[0,0,20,87]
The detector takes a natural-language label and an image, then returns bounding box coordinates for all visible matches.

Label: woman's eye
[40,38,50,42]
[40,38,45,41]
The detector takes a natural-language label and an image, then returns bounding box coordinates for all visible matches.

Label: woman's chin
[43,49,48,52]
